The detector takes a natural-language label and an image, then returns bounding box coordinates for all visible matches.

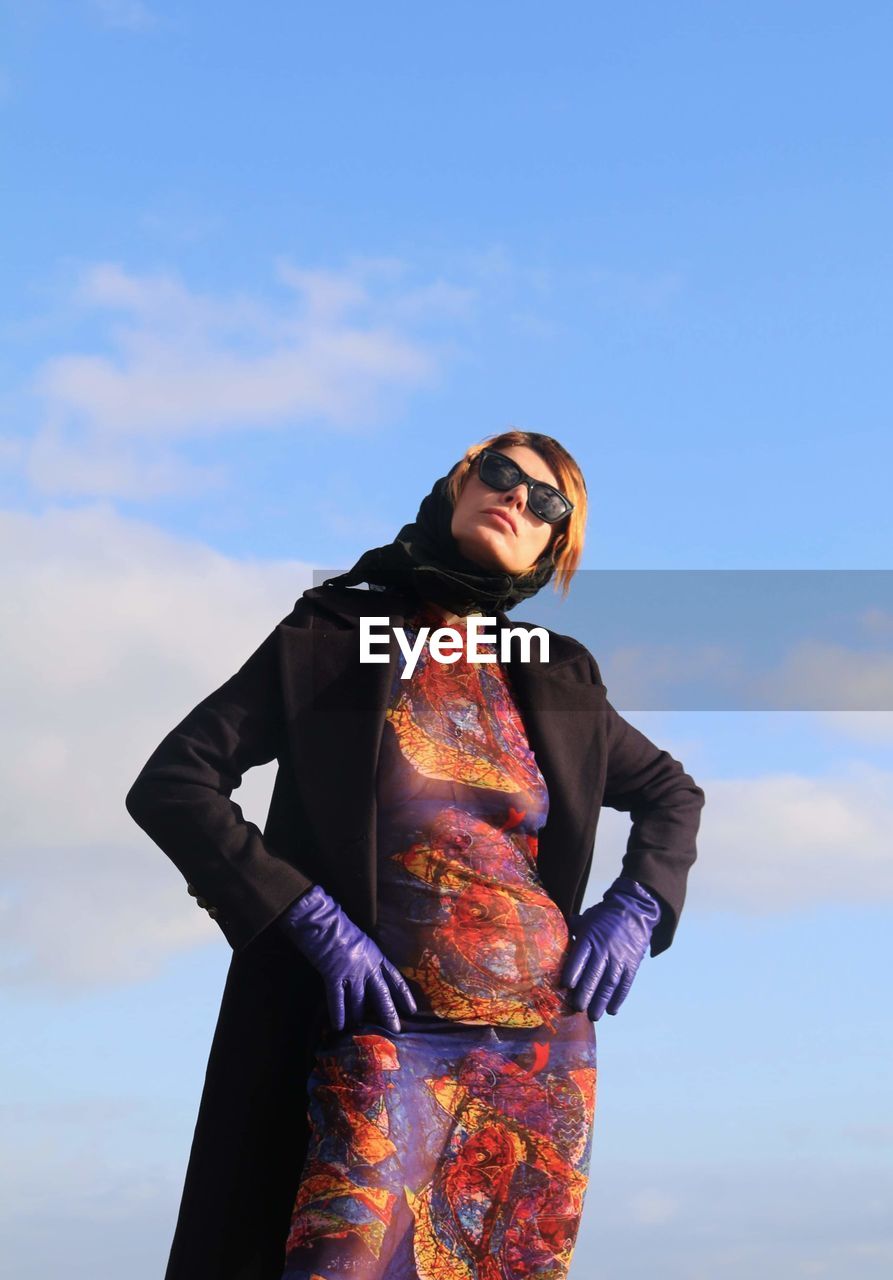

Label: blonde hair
[446,429,587,599]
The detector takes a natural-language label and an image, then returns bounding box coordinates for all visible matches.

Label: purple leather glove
[560,875,663,1022]
[276,884,417,1034]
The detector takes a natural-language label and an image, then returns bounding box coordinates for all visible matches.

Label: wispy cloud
[35,260,439,434]
[598,761,893,913]
[597,636,893,714]
[27,425,227,500]
[24,258,468,497]
[0,504,313,990]
[454,245,685,313]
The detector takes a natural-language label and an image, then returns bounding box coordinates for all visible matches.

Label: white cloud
[601,639,736,706]
[598,637,893,718]
[858,606,893,638]
[0,503,312,990]
[758,638,893,711]
[598,761,893,912]
[27,423,228,500]
[35,261,438,435]
[24,258,464,498]
[690,765,893,909]
[810,711,893,745]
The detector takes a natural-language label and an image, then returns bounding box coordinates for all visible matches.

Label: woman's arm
[124,610,314,954]
[599,681,706,957]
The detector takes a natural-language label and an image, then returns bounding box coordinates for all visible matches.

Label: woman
[125,430,705,1280]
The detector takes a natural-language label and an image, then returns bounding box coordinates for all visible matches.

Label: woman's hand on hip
[560,875,662,1022]
[276,884,417,1034]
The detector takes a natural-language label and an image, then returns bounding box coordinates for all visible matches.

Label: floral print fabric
[281,603,597,1280]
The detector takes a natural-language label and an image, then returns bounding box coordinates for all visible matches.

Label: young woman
[125,430,706,1280]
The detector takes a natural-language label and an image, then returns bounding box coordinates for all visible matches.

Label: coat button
[196,897,210,910]
[187,883,198,897]
[207,908,220,920]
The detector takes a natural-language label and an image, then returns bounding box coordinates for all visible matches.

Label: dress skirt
[280,603,597,1280]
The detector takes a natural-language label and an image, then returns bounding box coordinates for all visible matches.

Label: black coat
[125,582,706,1280]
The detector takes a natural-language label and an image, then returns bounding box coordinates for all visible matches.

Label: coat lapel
[279,584,607,926]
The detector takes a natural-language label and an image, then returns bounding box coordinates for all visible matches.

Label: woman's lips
[483,510,515,534]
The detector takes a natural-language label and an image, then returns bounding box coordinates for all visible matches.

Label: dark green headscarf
[321,459,557,614]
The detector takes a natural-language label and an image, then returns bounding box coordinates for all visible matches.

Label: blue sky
[2,3,892,1277]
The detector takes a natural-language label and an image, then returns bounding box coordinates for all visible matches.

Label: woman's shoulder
[275,582,415,632]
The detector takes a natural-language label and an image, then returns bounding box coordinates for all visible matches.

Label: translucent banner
[311,568,893,710]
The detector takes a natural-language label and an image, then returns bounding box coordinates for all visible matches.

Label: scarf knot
[321,465,556,614]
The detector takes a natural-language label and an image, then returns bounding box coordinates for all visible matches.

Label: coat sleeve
[593,657,706,957]
[124,606,315,954]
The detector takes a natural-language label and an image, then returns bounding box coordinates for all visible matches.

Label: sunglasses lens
[480,452,519,489]
[530,486,568,522]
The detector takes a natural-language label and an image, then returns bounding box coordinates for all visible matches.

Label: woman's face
[451,444,562,574]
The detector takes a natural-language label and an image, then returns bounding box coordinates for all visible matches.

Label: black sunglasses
[476,448,574,524]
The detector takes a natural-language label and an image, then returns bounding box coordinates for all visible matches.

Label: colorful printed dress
[280,602,598,1280]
